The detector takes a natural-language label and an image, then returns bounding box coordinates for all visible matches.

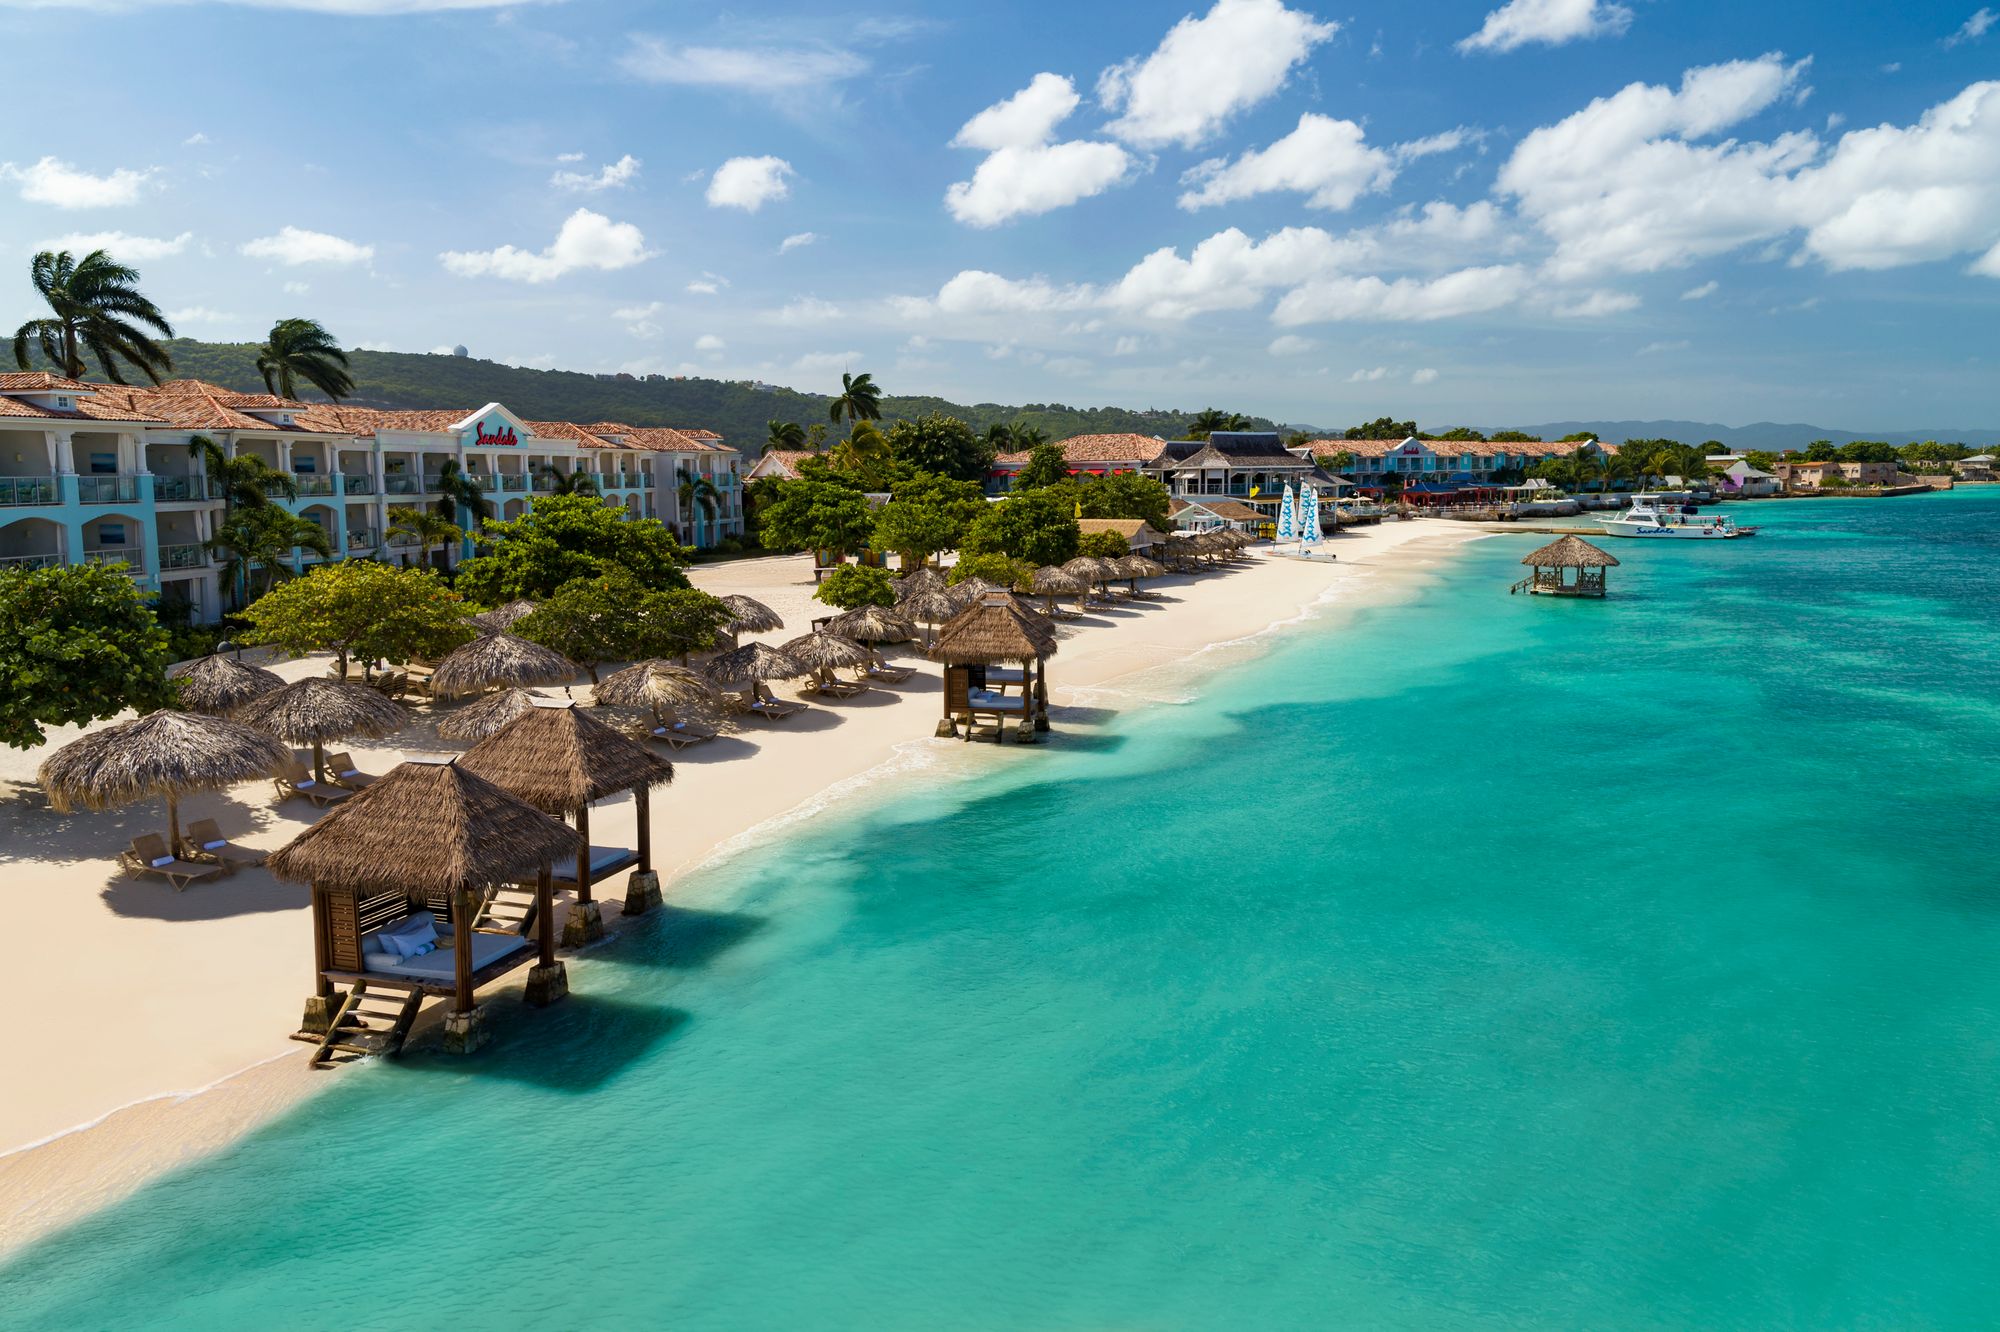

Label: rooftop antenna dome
[451,344,469,358]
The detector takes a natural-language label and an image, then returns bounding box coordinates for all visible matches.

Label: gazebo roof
[1521,535,1620,568]
[458,701,673,813]
[929,593,1059,665]
[268,759,580,896]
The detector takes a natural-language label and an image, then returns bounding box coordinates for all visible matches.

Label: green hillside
[146,340,1276,446]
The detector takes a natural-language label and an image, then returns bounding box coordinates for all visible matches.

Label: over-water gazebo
[458,700,674,944]
[929,592,1058,743]
[268,758,580,1060]
[1514,535,1620,599]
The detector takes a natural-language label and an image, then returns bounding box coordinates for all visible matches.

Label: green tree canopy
[962,491,1080,568]
[757,479,877,558]
[256,318,353,401]
[239,559,471,679]
[1346,417,1417,440]
[13,249,175,384]
[1838,441,1900,464]
[207,506,332,608]
[0,563,174,748]
[829,370,884,425]
[1016,440,1071,490]
[516,572,729,680]
[1556,431,1596,443]
[814,565,898,610]
[1803,439,1838,460]
[1080,472,1170,530]
[946,552,1033,590]
[1078,530,1132,560]
[872,474,986,567]
[884,411,994,482]
[455,493,690,603]
[1433,427,1487,441]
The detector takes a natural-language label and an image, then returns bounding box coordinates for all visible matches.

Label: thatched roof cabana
[460,701,674,917]
[428,632,578,701]
[237,677,409,783]
[168,653,284,716]
[1516,535,1619,599]
[823,604,915,644]
[950,574,1007,600]
[269,757,583,1037]
[437,687,550,742]
[704,641,809,688]
[39,709,292,858]
[929,593,1057,743]
[471,599,538,634]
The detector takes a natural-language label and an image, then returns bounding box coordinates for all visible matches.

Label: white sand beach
[0,521,1468,1252]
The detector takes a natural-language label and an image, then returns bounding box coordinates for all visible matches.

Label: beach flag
[1277,482,1296,541]
[1300,485,1323,549]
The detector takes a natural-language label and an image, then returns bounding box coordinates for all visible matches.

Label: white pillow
[385,916,439,957]
[150,854,176,868]
[363,950,400,971]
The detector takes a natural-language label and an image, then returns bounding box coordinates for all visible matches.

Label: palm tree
[186,435,300,510]
[766,419,806,456]
[1187,408,1231,437]
[387,507,461,570]
[534,463,600,497]
[208,508,331,608]
[1012,424,1047,449]
[984,423,1015,452]
[13,249,175,384]
[677,466,721,546]
[830,420,892,472]
[433,459,493,525]
[828,370,883,426]
[256,318,353,401]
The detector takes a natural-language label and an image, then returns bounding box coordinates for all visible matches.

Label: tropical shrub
[0,562,173,747]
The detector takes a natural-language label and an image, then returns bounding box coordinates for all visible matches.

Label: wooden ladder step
[309,983,425,1067]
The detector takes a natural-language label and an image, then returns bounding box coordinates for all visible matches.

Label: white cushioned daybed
[967,688,1026,713]
[361,911,529,981]
[549,844,638,887]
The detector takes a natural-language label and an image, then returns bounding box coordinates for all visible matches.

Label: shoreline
[0,522,1475,1257]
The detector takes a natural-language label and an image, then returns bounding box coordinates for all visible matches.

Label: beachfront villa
[1957,454,1995,480]
[1712,458,1781,496]
[0,373,743,622]
[1168,497,1268,532]
[1773,458,1905,491]
[1299,435,1598,495]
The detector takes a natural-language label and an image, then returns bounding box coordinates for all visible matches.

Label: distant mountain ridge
[129,341,1273,447]
[1496,420,2000,450]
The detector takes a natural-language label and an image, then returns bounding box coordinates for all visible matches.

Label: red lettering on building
[475,424,518,447]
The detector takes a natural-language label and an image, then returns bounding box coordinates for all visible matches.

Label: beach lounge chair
[369,669,410,698]
[744,684,807,720]
[121,833,222,891]
[859,659,916,684]
[186,818,267,873]
[326,752,381,790]
[809,670,869,699]
[651,710,717,750]
[277,759,353,807]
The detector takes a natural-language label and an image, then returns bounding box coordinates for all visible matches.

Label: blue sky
[3,0,1997,430]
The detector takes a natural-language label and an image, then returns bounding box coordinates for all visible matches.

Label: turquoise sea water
[6,491,2000,1329]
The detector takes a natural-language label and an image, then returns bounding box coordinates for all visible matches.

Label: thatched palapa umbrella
[438,687,550,742]
[268,758,582,1041]
[1029,564,1090,615]
[1112,554,1165,596]
[459,702,674,927]
[823,604,915,645]
[238,677,408,784]
[899,588,960,648]
[951,575,1007,601]
[39,710,291,859]
[429,632,578,701]
[718,594,783,647]
[780,630,876,692]
[704,641,809,689]
[168,653,284,716]
[895,566,946,603]
[594,660,719,710]
[471,600,537,634]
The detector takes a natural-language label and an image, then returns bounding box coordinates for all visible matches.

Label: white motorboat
[1596,495,1757,540]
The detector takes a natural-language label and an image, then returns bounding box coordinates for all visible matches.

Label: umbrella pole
[312,740,326,785]
[166,791,181,859]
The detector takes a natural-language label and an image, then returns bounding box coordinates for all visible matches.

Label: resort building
[1953,454,1993,481]
[1298,436,1598,493]
[1713,459,1781,497]
[744,449,817,482]
[1167,497,1267,532]
[987,434,1166,492]
[1774,458,1902,491]
[0,374,741,623]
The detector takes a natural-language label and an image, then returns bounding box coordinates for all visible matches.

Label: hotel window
[89,451,117,474]
[294,456,318,474]
[98,522,127,545]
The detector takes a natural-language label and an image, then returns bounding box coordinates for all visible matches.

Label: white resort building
[0,374,742,623]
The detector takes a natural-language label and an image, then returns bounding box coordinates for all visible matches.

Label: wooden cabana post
[928,592,1059,744]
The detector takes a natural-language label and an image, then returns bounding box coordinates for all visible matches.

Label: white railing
[0,551,61,569]
[158,542,209,570]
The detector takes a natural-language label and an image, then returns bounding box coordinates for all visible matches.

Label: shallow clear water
[7,491,2000,1330]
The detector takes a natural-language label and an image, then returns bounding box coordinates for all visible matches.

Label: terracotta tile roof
[1304,437,1580,460]
[994,433,1166,466]
[0,384,167,425]
[0,371,94,392]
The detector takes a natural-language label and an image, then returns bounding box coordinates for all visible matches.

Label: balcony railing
[532,476,558,493]
[153,475,222,502]
[641,474,657,489]
[292,475,340,497]
[0,477,59,507]
[498,475,530,492]
[0,551,61,569]
[339,474,379,496]
[347,528,379,550]
[77,476,140,505]
[84,547,145,571]
[421,474,450,492]
[158,542,209,570]
[384,475,422,495]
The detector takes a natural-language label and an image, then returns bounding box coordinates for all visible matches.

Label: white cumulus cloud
[1945,8,1996,46]
[706,156,794,211]
[551,154,639,192]
[619,39,866,90]
[1681,279,1720,300]
[779,231,819,253]
[1268,335,1315,355]
[1178,113,1395,212]
[1458,0,1633,54]
[1411,367,1440,384]
[1348,366,1389,382]
[1099,0,1339,148]
[1550,289,1640,317]
[946,74,1133,227]
[242,226,374,267]
[440,209,652,283]
[695,334,725,352]
[2,157,150,208]
[1274,265,1531,324]
[42,230,191,261]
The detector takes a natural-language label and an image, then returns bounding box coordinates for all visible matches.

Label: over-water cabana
[459,700,675,943]
[268,758,581,1060]
[1514,535,1619,598]
[929,592,1058,743]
